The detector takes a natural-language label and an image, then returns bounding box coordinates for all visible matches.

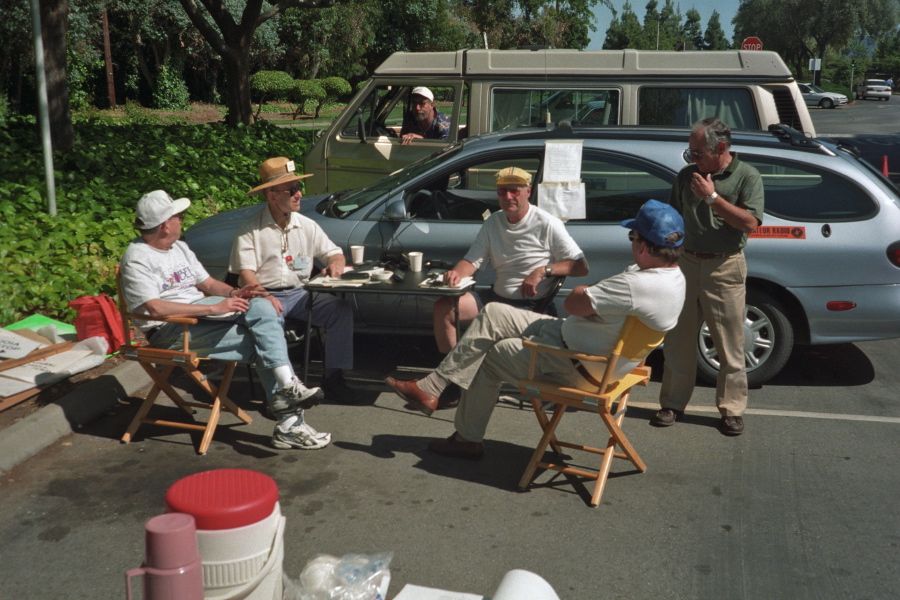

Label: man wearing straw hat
[230,157,360,405]
[120,190,331,450]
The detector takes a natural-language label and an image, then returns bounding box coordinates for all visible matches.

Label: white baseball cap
[411,86,434,102]
[135,190,191,229]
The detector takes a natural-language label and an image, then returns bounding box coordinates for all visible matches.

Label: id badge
[293,255,312,278]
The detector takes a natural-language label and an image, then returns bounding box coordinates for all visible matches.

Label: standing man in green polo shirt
[654,117,764,436]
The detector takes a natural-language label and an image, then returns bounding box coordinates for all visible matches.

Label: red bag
[67,293,128,352]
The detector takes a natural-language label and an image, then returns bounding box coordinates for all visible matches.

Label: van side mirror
[382,196,406,221]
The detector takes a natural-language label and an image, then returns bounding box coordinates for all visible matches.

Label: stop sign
[741,37,763,51]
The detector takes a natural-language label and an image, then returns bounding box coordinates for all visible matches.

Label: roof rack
[768,124,822,149]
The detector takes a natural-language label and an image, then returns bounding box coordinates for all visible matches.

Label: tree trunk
[222,46,254,126]
[40,0,74,153]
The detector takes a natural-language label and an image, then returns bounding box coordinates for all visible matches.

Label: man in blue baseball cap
[386,200,686,459]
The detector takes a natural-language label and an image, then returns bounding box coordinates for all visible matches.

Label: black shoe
[322,372,366,405]
[651,408,683,427]
[720,416,745,436]
[437,383,462,409]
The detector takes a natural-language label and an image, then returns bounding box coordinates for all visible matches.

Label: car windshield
[807,84,826,93]
[329,143,463,217]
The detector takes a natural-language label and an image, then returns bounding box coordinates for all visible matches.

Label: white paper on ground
[491,569,560,600]
[0,337,108,392]
[0,328,47,360]
[538,181,586,221]
[392,583,483,600]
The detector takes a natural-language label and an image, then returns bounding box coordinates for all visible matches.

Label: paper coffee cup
[350,245,365,265]
[407,252,423,272]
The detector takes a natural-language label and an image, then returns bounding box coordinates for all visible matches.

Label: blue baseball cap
[620,199,684,247]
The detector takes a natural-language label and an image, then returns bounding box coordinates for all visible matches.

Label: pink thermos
[126,512,205,600]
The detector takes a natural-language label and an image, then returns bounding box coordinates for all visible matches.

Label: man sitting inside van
[400,86,450,145]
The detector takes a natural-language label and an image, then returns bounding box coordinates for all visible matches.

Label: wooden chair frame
[115,265,252,454]
[517,316,666,507]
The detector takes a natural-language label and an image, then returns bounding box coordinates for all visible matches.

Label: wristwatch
[545,265,553,277]
[704,192,718,205]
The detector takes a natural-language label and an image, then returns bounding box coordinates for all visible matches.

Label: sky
[588,0,740,50]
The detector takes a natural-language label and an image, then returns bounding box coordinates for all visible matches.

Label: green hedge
[0,120,319,326]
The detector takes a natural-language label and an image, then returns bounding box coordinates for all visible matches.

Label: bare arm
[521,257,590,298]
[443,259,478,286]
[562,285,595,317]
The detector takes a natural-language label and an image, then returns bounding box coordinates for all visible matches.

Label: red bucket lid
[165,469,279,530]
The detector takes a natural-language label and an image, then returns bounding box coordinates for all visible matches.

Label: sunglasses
[170,212,185,222]
[628,231,640,242]
[276,185,303,196]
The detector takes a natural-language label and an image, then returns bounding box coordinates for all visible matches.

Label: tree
[176,0,341,127]
[681,8,704,50]
[40,0,74,152]
[702,10,730,50]
[603,1,644,49]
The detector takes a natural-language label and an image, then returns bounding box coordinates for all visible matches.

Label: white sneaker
[272,416,332,450]
[274,379,325,411]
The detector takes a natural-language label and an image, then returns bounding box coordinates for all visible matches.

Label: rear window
[743,156,878,222]
[638,87,758,130]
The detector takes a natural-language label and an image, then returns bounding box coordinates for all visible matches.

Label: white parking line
[627,401,900,424]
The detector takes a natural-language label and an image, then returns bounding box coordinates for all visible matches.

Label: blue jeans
[150,297,293,414]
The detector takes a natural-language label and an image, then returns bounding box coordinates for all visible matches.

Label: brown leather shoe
[427,433,484,460]
[385,376,438,416]
[721,416,745,436]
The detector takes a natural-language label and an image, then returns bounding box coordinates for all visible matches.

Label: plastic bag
[284,552,393,600]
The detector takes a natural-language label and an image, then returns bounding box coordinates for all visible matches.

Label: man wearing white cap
[400,86,450,146]
[229,157,360,405]
[120,190,332,450]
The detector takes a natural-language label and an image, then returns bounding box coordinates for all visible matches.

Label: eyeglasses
[411,98,431,106]
[276,185,302,196]
[628,231,640,242]
[170,212,185,222]
[683,147,712,162]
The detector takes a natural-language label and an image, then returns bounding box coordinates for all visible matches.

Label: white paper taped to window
[537,182,585,221]
[542,140,582,182]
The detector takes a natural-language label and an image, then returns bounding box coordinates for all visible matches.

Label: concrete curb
[0,361,151,474]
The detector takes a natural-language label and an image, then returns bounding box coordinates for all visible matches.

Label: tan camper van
[304,48,815,194]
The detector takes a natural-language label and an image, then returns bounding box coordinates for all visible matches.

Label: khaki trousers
[659,251,748,416]
[436,303,587,443]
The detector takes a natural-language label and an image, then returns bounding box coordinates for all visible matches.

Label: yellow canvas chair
[115,265,252,455]
[517,315,666,506]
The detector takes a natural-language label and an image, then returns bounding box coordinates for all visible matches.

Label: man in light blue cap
[386,200,687,459]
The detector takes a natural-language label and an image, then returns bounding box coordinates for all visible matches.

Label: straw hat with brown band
[247,157,313,196]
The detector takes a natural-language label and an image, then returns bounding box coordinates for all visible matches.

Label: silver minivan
[304,48,816,194]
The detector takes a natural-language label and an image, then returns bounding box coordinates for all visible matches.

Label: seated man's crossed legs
[389,302,581,459]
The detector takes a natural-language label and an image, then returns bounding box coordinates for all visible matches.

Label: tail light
[887,242,900,267]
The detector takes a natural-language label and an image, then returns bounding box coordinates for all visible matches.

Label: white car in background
[855,79,892,101]
[798,83,847,109]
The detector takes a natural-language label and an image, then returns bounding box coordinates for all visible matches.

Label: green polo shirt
[669,153,765,254]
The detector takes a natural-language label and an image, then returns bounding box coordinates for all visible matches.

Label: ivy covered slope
[0,121,316,326]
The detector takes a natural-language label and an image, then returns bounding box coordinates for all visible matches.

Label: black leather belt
[684,249,741,260]
[265,287,292,292]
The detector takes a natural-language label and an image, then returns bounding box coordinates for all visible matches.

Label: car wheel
[820,98,834,109]
[695,288,794,387]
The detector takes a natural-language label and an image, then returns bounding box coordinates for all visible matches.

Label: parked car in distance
[186,125,900,387]
[798,83,847,109]
[855,79,891,101]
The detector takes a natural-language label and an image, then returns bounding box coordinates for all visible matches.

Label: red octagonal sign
[741,37,763,51]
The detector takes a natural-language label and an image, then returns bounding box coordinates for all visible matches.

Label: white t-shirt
[464,204,584,299]
[120,239,209,331]
[229,207,342,289]
[560,264,686,381]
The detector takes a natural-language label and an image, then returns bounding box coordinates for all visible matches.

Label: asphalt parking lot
[0,332,898,600]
